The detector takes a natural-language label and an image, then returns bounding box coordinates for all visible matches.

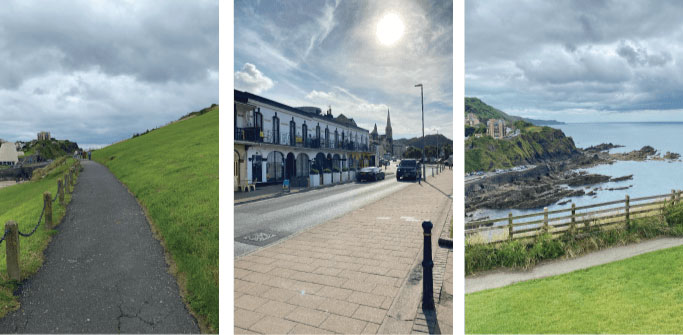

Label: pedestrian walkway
[466,236,683,294]
[234,170,452,334]
[0,160,198,333]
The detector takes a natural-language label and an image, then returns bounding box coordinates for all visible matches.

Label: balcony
[235,127,369,152]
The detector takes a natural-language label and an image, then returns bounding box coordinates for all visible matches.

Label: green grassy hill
[92,107,218,331]
[465,126,579,172]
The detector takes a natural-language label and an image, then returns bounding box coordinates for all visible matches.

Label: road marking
[400,216,419,222]
[377,216,391,220]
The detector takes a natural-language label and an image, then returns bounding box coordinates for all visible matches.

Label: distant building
[487,119,506,139]
[465,113,480,126]
[369,109,394,164]
[0,141,19,166]
[37,131,50,141]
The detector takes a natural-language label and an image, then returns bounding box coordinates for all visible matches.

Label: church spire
[385,109,392,141]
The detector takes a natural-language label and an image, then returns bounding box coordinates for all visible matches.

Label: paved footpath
[235,170,452,334]
[0,160,198,333]
[466,236,683,294]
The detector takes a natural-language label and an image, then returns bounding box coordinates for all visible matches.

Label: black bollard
[422,221,435,310]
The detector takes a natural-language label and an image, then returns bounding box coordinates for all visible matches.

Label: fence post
[508,212,513,241]
[543,207,549,233]
[571,203,576,236]
[64,174,70,194]
[625,195,630,229]
[43,192,53,230]
[58,179,64,206]
[672,189,676,206]
[421,221,434,310]
[5,221,20,281]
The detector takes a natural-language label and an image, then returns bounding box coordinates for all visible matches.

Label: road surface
[234,176,413,257]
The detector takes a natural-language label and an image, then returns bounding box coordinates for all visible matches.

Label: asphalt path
[465,237,683,294]
[234,175,413,257]
[0,160,198,333]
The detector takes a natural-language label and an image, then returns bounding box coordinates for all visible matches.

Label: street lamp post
[415,83,425,180]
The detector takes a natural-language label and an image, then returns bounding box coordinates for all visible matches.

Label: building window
[334,129,338,148]
[325,127,330,148]
[273,114,280,144]
[302,123,308,146]
[289,119,296,146]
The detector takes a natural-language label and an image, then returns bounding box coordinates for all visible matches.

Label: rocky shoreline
[465,143,680,216]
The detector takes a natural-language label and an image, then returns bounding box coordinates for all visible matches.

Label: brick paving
[235,170,452,334]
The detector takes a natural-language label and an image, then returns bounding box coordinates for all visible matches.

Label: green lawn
[92,107,218,332]
[0,158,76,317]
[466,245,683,333]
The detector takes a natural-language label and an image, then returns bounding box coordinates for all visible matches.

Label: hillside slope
[465,97,564,125]
[465,126,579,172]
[92,107,218,331]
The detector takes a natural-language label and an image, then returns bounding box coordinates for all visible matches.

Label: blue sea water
[474,122,683,221]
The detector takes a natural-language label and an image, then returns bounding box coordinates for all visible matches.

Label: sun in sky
[376,12,405,46]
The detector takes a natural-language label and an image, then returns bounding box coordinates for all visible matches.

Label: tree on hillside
[404,146,422,159]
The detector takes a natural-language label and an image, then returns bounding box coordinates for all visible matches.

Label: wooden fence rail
[465,189,682,244]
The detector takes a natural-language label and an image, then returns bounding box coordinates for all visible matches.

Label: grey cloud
[466,0,683,117]
[0,0,217,89]
[617,42,672,67]
[0,0,217,145]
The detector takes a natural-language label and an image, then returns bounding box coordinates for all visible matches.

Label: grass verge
[92,107,218,332]
[466,203,683,275]
[0,158,76,317]
[466,243,683,333]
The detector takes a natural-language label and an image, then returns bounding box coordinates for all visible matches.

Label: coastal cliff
[465,126,580,172]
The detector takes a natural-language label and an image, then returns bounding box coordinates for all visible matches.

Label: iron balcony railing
[235,127,370,152]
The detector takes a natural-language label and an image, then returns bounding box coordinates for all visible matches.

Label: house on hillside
[234,89,371,191]
[487,119,506,139]
[0,141,19,166]
[465,113,480,126]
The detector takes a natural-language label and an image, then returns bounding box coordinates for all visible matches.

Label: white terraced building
[234,89,372,190]
[0,141,19,166]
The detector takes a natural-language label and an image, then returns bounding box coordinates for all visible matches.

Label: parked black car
[397,159,421,181]
[357,167,385,182]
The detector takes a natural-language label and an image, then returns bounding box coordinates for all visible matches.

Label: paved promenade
[235,170,452,334]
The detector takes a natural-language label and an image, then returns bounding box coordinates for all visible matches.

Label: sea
[470,122,683,222]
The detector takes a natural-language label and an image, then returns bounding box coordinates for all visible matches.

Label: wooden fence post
[5,221,20,281]
[625,195,630,229]
[58,179,64,206]
[64,174,70,194]
[543,207,549,233]
[43,192,53,230]
[508,212,513,241]
[571,203,576,236]
[672,189,676,206]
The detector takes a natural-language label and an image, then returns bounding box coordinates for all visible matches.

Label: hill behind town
[92,106,218,332]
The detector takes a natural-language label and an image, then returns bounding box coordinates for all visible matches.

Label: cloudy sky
[234,0,453,140]
[0,1,218,148]
[466,0,683,122]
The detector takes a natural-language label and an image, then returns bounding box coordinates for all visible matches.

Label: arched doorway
[267,151,284,182]
[332,154,341,171]
[314,153,326,172]
[285,152,296,180]
[296,153,310,177]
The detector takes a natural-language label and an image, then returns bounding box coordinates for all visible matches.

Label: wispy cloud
[235,0,453,139]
